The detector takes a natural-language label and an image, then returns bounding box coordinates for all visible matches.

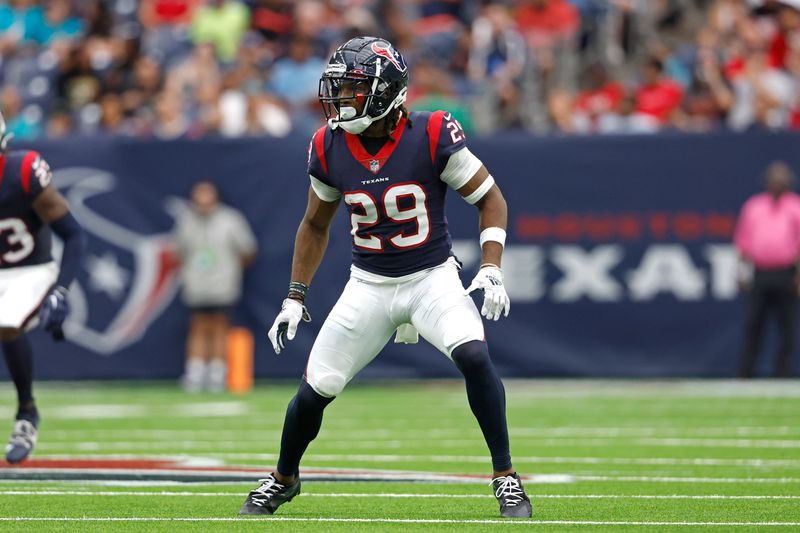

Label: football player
[0,111,85,463]
[239,37,531,518]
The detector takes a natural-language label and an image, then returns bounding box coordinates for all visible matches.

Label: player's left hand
[464,265,510,321]
[39,286,69,341]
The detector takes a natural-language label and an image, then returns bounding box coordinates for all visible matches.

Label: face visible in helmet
[318,36,409,135]
[320,75,373,123]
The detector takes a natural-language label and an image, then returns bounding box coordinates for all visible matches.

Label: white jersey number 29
[344,183,430,251]
[0,218,35,264]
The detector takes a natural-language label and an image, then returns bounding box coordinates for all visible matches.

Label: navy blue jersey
[309,110,468,277]
[0,150,54,268]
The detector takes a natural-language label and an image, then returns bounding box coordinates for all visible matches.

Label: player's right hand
[267,298,311,354]
[39,285,69,341]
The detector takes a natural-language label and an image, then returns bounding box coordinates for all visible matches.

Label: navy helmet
[319,36,409,134]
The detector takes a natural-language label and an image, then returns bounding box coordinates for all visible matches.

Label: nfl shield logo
[369,159,380,174]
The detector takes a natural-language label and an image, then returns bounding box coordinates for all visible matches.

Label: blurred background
[2,0,800,385]
[2,0,800,138]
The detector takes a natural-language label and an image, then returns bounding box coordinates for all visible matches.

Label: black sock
[452,340,511,472]
[2,336,37,419]
[276,380,335,477]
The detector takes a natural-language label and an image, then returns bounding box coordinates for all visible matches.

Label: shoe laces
[7,420,37,450]
[248,475,285,506]
[492,475,524,507]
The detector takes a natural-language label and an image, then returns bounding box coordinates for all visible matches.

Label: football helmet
[319,36,408,134]
[0,110,12,154]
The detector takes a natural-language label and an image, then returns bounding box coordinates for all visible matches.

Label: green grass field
[1,379,799,531]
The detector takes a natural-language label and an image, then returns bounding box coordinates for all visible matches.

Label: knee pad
[452,340,491,375]
[301,376,340,403]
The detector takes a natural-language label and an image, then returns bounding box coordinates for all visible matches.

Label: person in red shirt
[573,63,625,131]
[634,57,684,126]
[515,0,579,49]
[768,1,800,69]
[734,161,800,378]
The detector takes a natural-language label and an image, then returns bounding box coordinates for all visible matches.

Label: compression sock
[452,340,511,472]
[276,380,335,477]
[2,336,37,420]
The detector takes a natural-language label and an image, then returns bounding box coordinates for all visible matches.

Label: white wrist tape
[479,227,506,248]
[463,175,495,205]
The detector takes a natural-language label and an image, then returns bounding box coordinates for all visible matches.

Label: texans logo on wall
[54,168,184,355]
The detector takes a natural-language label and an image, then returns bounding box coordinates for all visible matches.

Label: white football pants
[305,260,485,397]
[0,262,58,330]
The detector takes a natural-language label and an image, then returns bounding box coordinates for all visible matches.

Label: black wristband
[288,281,309,301]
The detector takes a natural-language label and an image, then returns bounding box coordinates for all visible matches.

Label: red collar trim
[344,115,407,174]
[0,156,5,191]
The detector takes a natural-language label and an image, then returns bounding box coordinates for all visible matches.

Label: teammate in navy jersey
[240,37,531,518]
[0,112,85,463]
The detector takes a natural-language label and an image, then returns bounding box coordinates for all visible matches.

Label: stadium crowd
[1,0,799,139]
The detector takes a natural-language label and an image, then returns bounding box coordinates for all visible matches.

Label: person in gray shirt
[173,181,257,392]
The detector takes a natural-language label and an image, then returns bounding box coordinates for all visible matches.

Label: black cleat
[491,472,532,518]
[239,474,301,515]
[5,416,38,464]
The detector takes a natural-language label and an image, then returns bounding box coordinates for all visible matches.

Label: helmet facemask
[319,71,407,134]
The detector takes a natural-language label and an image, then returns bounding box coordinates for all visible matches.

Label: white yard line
[2,517,800,526]
[574,475,800,483]
[203,452,800,468]
[40,426,800,438]
[29,448,800,468]
[36,436,800,452]
[20,402,250,420]
[109,452,800,468]
[1,491,800,500]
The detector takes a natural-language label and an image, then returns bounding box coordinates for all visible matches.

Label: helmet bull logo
[371,42,406,72]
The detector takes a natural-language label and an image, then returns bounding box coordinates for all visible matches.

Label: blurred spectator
[727,45,795,130]
[57,45,104,114]
[569,62,624,133]
[98,92,139,134]
[165,42,221,125]
[151,89,201,139]
[769,1,800,69]
[190,0,250,62]
[173,181,257,392]
[0,0,36,56]
[515,0,580,131]
[23,0,83,46]
[119,55,164,119]
[677,40,733,131]
[45,105,73,136]
[0,85,42,139]
[409,58,473,133]
[267,37,325,134]
[467,3,526,133]
[2,0,800,138]
[632,56,684,129]
[251,0,293,44]
[139,0,199,28]
[412,0,467,67]
[292,0,343,54]
[734,161,800,378]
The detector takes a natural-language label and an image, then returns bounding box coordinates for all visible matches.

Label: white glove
[464,265,510,321]
[267,298,311,354]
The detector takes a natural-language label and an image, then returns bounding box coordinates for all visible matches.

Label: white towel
[394,323,419,344]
